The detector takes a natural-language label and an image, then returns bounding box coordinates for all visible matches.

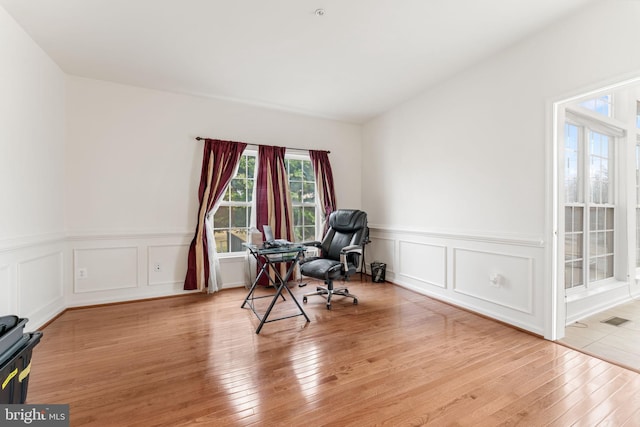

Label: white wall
[9,0,640,336]
[362,0,640,338]
[64,77,362,306]
[0,6,67,329]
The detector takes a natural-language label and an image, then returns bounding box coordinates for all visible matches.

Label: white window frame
[211,152,256,255]
[579,94,613,118]
[285,153,320,243]
[636,139,640,270]
[213,150,319,255]
[563,107,624,296]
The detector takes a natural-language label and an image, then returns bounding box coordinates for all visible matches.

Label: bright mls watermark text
[1,405,69,426]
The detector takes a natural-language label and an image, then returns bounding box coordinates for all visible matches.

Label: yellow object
[19,362,31,382]
[2,368,17,390]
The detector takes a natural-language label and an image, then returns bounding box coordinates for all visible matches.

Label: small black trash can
[371,262,386,283]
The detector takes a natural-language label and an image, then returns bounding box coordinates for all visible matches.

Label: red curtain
[184,139,247,291]
[309,150,337,236]
[255,145,295,285]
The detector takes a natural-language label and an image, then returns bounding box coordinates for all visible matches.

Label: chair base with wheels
[302,280,359,310]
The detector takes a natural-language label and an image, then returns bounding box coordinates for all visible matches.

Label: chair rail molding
[0,231,67,253]
[368,224,545,248]
[66,230,193,241]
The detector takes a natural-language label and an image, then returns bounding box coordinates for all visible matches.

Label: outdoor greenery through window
[212,153,317,253]
[287,158,316,242]
[212,154,255,253]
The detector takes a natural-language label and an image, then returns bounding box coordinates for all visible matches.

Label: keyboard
[263,239,292,249]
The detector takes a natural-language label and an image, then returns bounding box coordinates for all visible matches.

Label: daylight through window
[212,154,255,253]
[563,117,616,290]
[212,152,317,253]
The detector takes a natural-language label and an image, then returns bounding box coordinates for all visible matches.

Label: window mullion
[581,127,590,286]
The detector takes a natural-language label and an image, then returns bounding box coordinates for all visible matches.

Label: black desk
[241,244,310,334]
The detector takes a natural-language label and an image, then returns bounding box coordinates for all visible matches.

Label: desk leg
[255,253,309,334]
[282,284,310,323]
[277,254,310,323]
[242,255,286,309]
[255,282,286,334]
[255,261,290,333]
[241,261,267,308]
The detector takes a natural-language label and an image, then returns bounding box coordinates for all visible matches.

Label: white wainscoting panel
[453,248,534,314]
[398,240,446,288]
[0,236,67,329]
[0,265,10,314]
[74,247,138,293]
[367,225,545,336]
[148,244,189,286]
[367,236,395,276]
[220,255,251,289]
[17,251,64,319]
[66,233,197,307]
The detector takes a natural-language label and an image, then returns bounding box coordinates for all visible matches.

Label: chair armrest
[340,245,362,254]
[340,245,363,273]
[301,240,322,248]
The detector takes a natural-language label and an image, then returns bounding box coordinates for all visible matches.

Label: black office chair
[300,209,368,310]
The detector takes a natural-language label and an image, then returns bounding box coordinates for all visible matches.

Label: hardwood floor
[27,279,640,426]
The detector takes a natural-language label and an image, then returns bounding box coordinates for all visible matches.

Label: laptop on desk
[262,225,292,248]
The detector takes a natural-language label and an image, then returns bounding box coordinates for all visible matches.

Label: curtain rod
[195,137,329,154]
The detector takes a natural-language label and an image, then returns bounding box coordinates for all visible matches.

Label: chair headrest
[329,209,367,232]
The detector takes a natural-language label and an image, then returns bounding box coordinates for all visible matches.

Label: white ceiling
[1,0,596,123]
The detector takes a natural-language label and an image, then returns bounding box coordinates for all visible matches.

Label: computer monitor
[261,225,291,248]
[263,225,274,242]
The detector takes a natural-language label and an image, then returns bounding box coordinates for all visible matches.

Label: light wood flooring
[561,298,640,373]
[28,279,640,426]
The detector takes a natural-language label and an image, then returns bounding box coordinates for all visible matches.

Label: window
[636,141,640,267]
[286,157,316,242]
[564,123,583,289]
[579,94,612,117]
[212,154,255,253]
[212,152,317,253]
[564,122,615,290]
